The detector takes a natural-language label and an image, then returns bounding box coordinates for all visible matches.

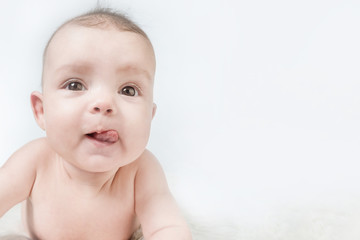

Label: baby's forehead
[44,23,153,64]
[45,24,118,56]
[42,24,155,86]
[45,24,153,63]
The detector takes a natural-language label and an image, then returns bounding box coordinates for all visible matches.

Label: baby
[0,8,192,240]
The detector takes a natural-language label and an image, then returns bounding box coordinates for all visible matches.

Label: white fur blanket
[2,201,360,240]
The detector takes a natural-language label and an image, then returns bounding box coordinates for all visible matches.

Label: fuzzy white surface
[2,199,360,240]
[185,199,360,240]
[0,204,26,237]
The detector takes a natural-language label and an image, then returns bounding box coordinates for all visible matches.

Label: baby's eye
[121,86,138,96]
[65,81,85,91]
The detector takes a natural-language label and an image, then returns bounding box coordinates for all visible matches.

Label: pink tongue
[92,130,119,143]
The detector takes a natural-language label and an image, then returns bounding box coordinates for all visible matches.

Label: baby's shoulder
[11,137,53,167]
[131,149,167,187]
[132,149,159,171]
[118,150,160,182]
[21,137,52,155]
[0,138,53,202]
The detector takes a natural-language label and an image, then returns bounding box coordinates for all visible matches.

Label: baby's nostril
[93,106,113,114]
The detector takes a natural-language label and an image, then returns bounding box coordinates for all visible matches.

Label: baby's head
[31,8,157,172]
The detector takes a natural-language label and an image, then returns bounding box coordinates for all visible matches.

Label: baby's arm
[135,150,192,240]
[0,139,41,217]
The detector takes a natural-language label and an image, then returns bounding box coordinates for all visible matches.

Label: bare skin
[0,24,191,240]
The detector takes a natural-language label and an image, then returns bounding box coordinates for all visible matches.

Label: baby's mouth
[86,130,119,143]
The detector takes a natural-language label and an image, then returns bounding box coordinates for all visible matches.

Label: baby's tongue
[92,130,119,143]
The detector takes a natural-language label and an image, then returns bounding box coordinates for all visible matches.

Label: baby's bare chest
[24,175,138,239]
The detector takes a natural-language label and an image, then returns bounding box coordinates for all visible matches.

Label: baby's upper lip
[86,125,115,134]
[86,129,111,134]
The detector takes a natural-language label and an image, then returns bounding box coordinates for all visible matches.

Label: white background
[1,0,360,229]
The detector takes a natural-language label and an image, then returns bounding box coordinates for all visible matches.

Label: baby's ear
[152,103,157,120]
[30,91,46,130]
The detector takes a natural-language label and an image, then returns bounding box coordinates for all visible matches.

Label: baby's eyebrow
[116,65,153,81]
[55,63,93,74]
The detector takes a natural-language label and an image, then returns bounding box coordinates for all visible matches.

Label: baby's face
[38,24,156,172]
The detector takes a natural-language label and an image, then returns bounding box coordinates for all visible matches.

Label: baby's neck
[56,154,119,197]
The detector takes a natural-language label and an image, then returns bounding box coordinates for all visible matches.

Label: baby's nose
[90,101,116,115]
